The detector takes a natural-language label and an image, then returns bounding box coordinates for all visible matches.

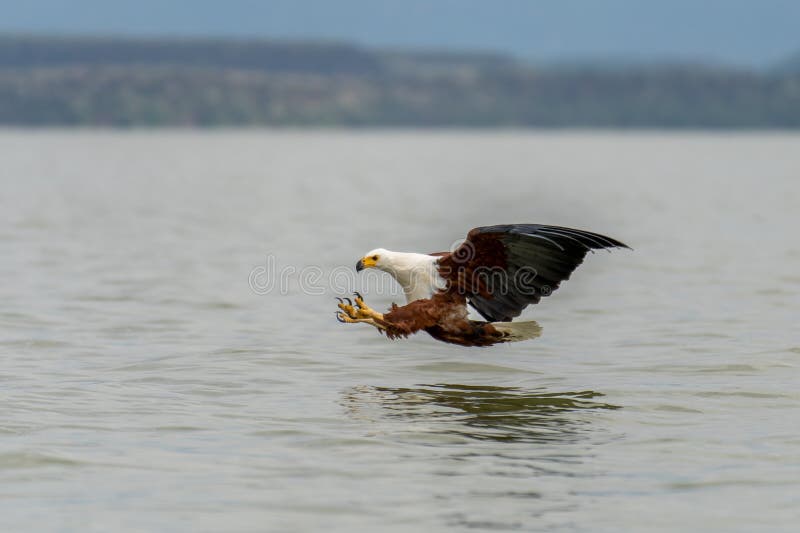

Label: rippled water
[1,130,799,532]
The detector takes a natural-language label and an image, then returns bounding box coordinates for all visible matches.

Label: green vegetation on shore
[1,35,799,128]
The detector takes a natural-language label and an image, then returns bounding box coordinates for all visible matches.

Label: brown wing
[436,224,629,322]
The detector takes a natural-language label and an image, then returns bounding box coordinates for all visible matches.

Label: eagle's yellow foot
[335,293,386,331]
[336,296,360,319]
[336,292,384,321]
[335,310,387,331]
[335,311,366,323]
[353,291,384,320]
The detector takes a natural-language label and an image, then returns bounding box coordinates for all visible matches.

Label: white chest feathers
[378,252,447,303]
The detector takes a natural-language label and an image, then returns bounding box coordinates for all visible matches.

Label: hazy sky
[2,0,799,67]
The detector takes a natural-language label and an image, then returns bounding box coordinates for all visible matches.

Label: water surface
[1,130,798,532]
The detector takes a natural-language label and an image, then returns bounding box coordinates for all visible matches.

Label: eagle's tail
[491,320,542,343]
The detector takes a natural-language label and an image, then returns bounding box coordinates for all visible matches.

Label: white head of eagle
[356,248,446,303]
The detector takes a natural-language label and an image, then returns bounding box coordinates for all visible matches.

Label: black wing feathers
[463,224,628,322]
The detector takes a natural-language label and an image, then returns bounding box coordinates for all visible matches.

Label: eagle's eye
[372,255,379,261]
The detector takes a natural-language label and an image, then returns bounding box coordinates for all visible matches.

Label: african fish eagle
[336,224,629,347]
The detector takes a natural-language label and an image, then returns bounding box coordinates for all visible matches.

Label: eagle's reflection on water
[342,383,619,445]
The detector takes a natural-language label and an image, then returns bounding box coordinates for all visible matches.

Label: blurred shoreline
[2,34,799,129]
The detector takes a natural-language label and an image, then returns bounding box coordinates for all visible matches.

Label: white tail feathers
[491,320,542,343]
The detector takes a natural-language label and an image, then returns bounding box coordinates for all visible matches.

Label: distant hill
[1,35,799,128]
[0,35,383,74]
[0,35,515,76]
[775,51,800,73]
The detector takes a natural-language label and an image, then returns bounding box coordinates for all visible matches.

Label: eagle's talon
[337,310,371,325]
[336,290,385,324]
[354,293,366,309]
[337,301,359,319]
[345,293,383,321]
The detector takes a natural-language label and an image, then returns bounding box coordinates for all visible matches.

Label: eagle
[336,224,629,347]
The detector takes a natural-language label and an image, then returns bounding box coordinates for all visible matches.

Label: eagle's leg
[335,312,387,331]
[336,293,384,321]
[336,294,387,331]
[353,291,384,320]
[337,294,441,340]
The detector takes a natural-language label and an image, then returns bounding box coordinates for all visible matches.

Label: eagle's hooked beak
[356,255,378,272]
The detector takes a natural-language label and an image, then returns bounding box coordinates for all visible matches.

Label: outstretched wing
[436,224,629,322]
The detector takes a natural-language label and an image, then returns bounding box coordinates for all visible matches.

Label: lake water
[1,130,798,532]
